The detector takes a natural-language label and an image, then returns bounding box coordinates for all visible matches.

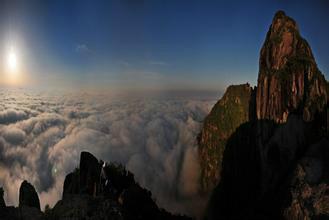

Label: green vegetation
[199,84,253,190]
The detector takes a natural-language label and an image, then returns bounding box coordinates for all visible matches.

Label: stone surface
[256,10,327,123]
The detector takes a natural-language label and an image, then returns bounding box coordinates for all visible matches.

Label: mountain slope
[198,84,255,191]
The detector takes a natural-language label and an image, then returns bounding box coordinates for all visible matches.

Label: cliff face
[256,11,327,123]
[198,84,255,191]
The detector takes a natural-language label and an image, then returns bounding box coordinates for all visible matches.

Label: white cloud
[0,88,215,218]
[0,109,28,124]
[75,44,90,54]
[149,61,169,66]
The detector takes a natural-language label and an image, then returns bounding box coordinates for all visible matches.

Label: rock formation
[79,151,101,196]
[0,182,44,220]
[199,10,329,220]
[256,11,327,123]
[19,180,41,210]
[198,83,255,191]
[0,187,6,208]
[51,151,191,220]
[199,10,329,194]
[0,152,191,220]
[283,139,329,219]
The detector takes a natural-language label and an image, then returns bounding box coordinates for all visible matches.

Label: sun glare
[7,48,18,72]
[2,46,24,85]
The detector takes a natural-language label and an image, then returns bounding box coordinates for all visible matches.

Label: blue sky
[0,0,328,91]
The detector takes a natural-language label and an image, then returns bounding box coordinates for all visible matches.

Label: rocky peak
[260,10,306,70]
[256,10,327,123]
[19,180,41,211]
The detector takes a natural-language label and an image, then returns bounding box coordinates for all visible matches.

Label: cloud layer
[0,88,216,218]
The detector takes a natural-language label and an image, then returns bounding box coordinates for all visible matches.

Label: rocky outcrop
[256,11,327,123]
[284,139,329,219]
[0,187,5,208]
[19,180,41,211]
[198,10,328,194]
[0,182,44,220]
[0,152,191,220]
[202,10,329,220]
[198,83,255,191]
[51,151,191,220]
[79,151,101,196]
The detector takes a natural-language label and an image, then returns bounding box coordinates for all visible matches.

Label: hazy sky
[0,0,328,91]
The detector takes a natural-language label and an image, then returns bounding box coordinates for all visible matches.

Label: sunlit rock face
[256,10,327,123]
[198,84,255,191]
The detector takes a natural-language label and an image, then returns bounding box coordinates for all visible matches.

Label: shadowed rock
[0,187,6,208]
[79,151,102,196]
[54,152,192,220]
[19,180,41,211]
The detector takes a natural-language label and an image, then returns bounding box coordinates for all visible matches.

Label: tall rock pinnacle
[198,10,328,193]
[256,10,327,123]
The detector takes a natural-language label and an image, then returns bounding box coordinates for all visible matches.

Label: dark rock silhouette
[0,182,44,220]
[19,180,41,211]
[0,152,191,219]
[79,151,101,196]
[0,187,5,208]
[51,151,191,220]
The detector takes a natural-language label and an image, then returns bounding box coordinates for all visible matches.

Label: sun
[3,46,24,85]
[7,48,18,72]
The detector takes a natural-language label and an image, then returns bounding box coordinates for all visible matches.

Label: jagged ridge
[0,152,191,220]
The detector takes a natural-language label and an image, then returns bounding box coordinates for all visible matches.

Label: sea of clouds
[0,88,217,218]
